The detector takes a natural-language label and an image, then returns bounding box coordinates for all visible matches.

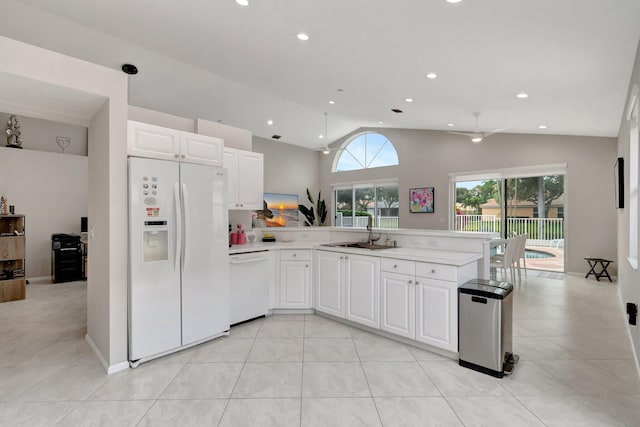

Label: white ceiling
[1,0,640,149]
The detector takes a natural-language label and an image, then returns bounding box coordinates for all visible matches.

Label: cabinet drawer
[415,262,456,282]
[280,250,311,261]
[380,258,415,276]
[0,237,25,260]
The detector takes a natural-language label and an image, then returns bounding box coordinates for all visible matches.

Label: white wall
[0,36,129,373]
[0,147,87,278]
[128,106,195,133]
[617,39,640,372]
[0,113,88,156]
[320,129,617,275]
[197,118,252,151]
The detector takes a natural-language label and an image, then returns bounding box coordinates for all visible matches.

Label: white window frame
[332,179,399,228]
[332,131,399,173]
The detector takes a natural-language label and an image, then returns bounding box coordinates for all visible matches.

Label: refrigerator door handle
[174,182,182,274]
[182,182,190,272]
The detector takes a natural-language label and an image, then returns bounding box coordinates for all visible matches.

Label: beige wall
[0,147,88,278]
[617,39,640,372]
[320,129,617,275]
[252,136,321,206]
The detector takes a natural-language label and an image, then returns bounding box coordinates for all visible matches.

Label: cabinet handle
[240,204,244,207]
[393,264,398,268]
[431,269,436,274]
[174,154,179,158]
[408,280,413,284]
[181,154,186,159]
[340,256,344,260]
[293,253,297,257]
[415,281,419,285]
[305,264,309,268]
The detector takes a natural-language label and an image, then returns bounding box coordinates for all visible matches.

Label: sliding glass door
[453,168,565,273]
[504,175,565,272]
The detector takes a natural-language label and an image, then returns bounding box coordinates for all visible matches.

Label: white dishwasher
[229,250,270,325]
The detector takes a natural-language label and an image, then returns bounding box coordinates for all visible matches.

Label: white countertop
[230,241,482,266]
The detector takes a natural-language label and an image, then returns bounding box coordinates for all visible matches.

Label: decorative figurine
[5,115,23,148]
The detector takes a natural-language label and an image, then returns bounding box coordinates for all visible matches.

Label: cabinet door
[237,151,264,210]
[180,133,223,166]
[314,251,344,318]
[381,272,415,339]
[223,148,239,208]
[127,121,180,161]
[415,278,458,352]
[279,260,311,308]
[345,254,380,329]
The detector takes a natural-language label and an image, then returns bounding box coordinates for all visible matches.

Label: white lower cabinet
[345,254,380,329]
[314,250,345,317]
[314,249,478,353]
[415,277,458,352]
[279,250,311,309]
[380,271,416,339]
[314,250,380,328]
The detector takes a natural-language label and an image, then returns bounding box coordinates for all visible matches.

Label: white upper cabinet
[179,133,223,166]
[128,121,180,161]
[223,147,264,210]
[127,121,223,166]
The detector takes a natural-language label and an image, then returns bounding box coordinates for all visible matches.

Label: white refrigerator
[128,157,229,365]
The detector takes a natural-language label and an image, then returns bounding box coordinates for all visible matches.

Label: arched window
[333,132,398,172]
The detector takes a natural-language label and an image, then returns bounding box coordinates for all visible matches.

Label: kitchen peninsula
[229,227,494,358]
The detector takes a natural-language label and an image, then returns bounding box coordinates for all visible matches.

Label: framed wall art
[409,187,434,213]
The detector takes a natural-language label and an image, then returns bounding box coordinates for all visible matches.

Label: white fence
[336,213,399,229]
[454,215,564,247]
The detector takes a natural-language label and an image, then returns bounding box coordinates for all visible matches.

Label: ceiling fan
[448,112,511,144]
[317,112,344,154]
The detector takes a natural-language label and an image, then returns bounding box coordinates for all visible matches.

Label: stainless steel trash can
[458,279,519,378]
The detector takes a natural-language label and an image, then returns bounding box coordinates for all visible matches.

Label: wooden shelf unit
[0,215,26,303]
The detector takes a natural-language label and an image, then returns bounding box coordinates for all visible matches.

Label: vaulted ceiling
[1,0,639,149]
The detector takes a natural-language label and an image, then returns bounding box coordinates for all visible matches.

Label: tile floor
[0,274,639,426]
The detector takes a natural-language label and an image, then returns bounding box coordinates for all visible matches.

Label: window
[556,207,564,219]
[335,183,399,228]
[333,132,398,172]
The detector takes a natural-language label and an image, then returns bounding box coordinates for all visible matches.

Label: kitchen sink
[321,241,391,250]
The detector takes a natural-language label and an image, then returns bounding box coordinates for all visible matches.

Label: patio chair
[490,236,518,283]
[514,233,528,284]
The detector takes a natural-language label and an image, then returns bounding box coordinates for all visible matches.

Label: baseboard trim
[27,276,53,284]
[85,334,129,375]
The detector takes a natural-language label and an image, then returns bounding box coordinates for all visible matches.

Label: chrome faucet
[366,215,381,245]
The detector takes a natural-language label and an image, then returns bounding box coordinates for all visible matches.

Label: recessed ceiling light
[446,0,463,3]
[267,120,274,126]
[447,123,455,127]
[538,125,548,129]
[296,33,309,41]
[426,73,438,79]
[378,121,384,125]
[405,98,414,103]
[328,100,335,105]
[471,137,483,143]
[516,92,529,99]
[322,147,331,154]
[319,134,324,139]
[234,0,249,6]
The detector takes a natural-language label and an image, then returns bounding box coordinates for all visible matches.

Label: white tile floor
[1,274,639,426]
